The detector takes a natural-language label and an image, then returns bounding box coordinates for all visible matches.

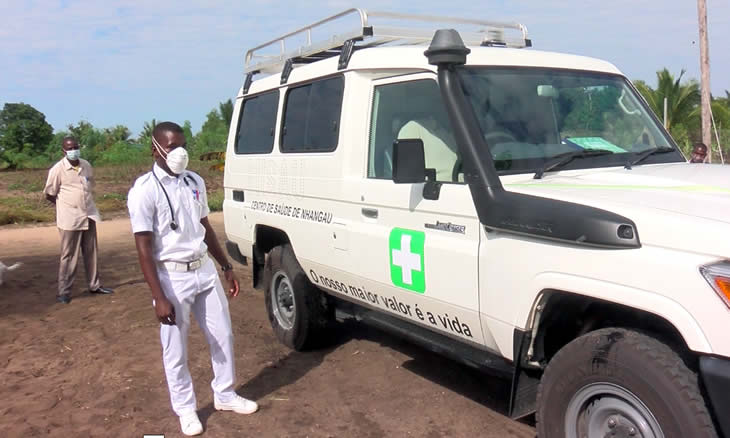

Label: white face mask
[152,135,189,175]
[66,149,81,161]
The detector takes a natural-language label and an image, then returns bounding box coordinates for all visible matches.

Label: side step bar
[337,302,513,378]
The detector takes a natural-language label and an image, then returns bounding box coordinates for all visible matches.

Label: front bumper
[700,356,730,437]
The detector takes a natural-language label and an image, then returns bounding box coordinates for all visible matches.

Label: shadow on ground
[198,347,331,426]
[199,317,537,430]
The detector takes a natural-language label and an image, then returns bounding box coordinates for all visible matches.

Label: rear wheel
[537,328,717,438]
[263,244,332,351]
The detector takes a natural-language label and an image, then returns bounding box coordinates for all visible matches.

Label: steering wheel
[450,132,520,182]
[451,131,519,181]
[484,130,518,146]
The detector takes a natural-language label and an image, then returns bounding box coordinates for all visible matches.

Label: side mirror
[392,139,426,184]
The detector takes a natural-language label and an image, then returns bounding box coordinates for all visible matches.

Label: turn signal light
[701,262,730,308]
[712,276,730,303]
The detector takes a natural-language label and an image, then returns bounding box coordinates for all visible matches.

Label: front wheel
[537,328,717,438]
[263,244,332,351]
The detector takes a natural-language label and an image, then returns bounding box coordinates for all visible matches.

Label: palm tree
[634,69,700,133]
[105,125,131,142]
[101,125,132,150]
[139,118,157,143]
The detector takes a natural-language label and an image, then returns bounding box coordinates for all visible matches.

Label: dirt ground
[0,213,536,438]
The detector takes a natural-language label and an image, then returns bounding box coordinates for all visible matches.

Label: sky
[1,0,728,137]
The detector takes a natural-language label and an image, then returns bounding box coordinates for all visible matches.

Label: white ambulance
[223,9,730,437]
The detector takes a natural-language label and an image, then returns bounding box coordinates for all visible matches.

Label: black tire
[536,328,717,438]
[263,244,332,351]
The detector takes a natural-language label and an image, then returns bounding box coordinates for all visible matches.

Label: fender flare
[515,272,711,353]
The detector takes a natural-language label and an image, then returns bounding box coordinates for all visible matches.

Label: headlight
[700,261,730,308]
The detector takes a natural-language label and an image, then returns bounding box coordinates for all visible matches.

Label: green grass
[0,162,225,226]
[208,190,224,212]
[101,192,126,200]
[96,192,128,213]
[8,180,44,192]
[0,195,55,225]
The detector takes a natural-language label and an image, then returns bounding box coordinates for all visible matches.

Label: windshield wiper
[534,149,614,179]
[624,146,676,169]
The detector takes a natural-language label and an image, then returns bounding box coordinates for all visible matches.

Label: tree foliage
[0,100,238,169]
[7,85,720,170]
[192,99,233,159]
[0,103,54,168]
[634,70,730,160]
[634,69,700,150]
[219,100,233,127]
[634,69,700,131]
[103,125,131,145]
[137,118,157,148]
[182,120,194,143]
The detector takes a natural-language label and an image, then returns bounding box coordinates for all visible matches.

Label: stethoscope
[151,168,198,231]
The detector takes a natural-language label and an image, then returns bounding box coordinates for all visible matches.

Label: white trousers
[157,258,237,416]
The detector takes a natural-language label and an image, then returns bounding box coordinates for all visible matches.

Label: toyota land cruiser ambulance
[222,9,730,437]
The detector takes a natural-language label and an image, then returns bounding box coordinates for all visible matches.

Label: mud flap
[252,244,266,290]
[225,240,248,266]
[509,328,540,419]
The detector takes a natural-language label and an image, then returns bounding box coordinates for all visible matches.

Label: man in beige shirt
[44,136,113,304]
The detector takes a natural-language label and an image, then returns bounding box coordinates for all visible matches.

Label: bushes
[95,141,149,166]
[2,98,237,171]
[0,150,55,170]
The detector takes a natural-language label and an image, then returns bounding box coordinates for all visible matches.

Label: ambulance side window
[281,76,344,153]
[235,90,280,155]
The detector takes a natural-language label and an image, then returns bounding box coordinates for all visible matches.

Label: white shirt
[127,164,210,263]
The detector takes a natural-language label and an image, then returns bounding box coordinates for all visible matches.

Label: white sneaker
[214,395,259,414]
[179,412,203,436]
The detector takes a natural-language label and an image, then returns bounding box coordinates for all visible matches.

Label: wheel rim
[270,271,295,330]
[565,382,664,438]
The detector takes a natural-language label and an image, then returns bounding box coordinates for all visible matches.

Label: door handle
[361,207,378,219]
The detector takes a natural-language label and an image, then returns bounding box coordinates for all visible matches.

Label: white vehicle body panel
[224,44,730,364]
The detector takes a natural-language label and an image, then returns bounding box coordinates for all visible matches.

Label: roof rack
[242,8,530,91]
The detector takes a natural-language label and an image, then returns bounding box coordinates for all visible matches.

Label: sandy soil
[0,213,536,437]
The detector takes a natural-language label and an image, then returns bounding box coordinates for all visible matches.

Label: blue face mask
[66,149,81,161]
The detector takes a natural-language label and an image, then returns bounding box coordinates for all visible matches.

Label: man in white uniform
[127,122,257,436]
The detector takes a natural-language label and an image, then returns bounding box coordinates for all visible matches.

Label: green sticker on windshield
[566,137,626,153]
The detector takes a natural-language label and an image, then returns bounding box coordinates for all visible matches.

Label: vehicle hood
[502,163,730,257]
